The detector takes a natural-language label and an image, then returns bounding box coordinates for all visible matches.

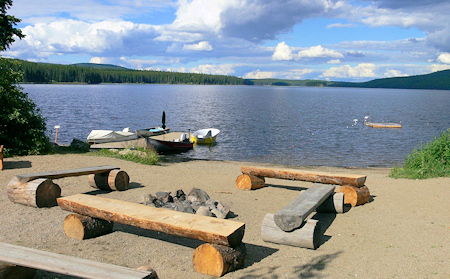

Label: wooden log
[274,184,334,232]
[15,165,120,183]
[7,177,61,208]
[261,213,320,249]
[235,174,265,190]
[192,242,246,277]
[63,214,114,240]
[337,185,370,206]
[108,169,129,191]
[89,170,130,191]
[57,194,245,247]
[316,192,344,214]
[0,145,3,171]
[241,166,366,187]
[0,262,37,279]
[0,242,156,279]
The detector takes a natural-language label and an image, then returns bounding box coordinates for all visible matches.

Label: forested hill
[328,69,450,90]
[7,58,450,89]
[8,59,247,85]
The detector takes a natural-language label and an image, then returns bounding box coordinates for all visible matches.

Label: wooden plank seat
[15,165,120,182]
[57,194,245,248]
[0,242,157,279]
[8,165,129,208]
[237,166,366,190]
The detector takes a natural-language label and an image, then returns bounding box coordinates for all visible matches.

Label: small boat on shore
[146,132,193,153]
[191,128,220,144]
[364,116,402,128]
[136,127,170,138]
[87,127,138,144]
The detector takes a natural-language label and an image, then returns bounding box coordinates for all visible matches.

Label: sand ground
[1,154,449,278]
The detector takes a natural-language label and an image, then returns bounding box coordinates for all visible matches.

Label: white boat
[87,127,138,144]
[191,128,220,144]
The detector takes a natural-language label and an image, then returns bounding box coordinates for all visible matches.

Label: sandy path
[1,154,449,278]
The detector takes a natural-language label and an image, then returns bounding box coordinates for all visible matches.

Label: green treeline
[8,59,248,85]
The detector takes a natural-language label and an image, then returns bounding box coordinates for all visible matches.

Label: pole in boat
[54,125,60,144]
[162,111,166,129]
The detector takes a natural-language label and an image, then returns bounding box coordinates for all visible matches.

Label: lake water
[22,84,450,168]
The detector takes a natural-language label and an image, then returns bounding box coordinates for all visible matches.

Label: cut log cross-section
[192,243,247,277]
[235,174,265,190]
[337,185,371,206]
[88,169,129,191]
[63,214,114,240]
[7,177,61,208]
[261,213,320,250]
[57,194,245,247]
[240,166,366,187]
[316,192,345,214]
[274,184,335,232]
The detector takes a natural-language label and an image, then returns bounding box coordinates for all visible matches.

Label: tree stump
[316,192,344,213]
[7,177,61,208]
[192,242,246,277]
[63,214,114,240]
[336,185,370,206]
[235,174,265,190]
[261,213,320,249]
[89,170,129,191]
[0,262,37,279]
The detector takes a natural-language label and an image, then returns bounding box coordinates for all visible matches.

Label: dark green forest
[6,58,450,90]
[8,59,248,85]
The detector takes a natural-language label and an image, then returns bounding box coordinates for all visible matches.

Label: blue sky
[4,0,450,81]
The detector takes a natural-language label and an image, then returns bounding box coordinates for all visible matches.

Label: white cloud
[328,59,341,64]
[321,63,377,78]
[297,45,344,59]
[190,64,235,75]
[383,69,407,77]
[183,41,213,51]
[243,70,275,79]
[327,23,354,28]
[272,42,293,61]
[437,53,450,64]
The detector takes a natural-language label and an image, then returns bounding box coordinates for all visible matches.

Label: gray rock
[196,206,213,217]
[187,188,210,203]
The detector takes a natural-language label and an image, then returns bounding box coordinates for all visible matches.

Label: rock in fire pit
[139,188,231,219]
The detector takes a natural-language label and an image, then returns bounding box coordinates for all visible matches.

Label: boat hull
[136,127,170,138]
[146,137,193,153]
[191,128,220,144]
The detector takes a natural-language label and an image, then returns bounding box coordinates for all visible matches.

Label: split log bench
[261,184,336,249]
[236,166,370,207]
[57,194,247,277]
[7,165,130,208]
[0,242,157,279]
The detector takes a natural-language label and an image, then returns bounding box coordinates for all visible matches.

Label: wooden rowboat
[146,132,193,153]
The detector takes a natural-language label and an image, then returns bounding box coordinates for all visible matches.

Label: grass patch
[390,129,450,179]
[89,148,160,165]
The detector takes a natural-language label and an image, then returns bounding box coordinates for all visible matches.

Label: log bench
[0,242,157,279]
[236,166,370,207]
[7,165,130,208]
[261,184,335,249]
[58,194,247,277]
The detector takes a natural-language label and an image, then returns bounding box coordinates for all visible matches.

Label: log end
[108,169,129,191]
[235,174,265,190]
[193,243,246,277]
[63,214,113,240]
[337,185,370,206]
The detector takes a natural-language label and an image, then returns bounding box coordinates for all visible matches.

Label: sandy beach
[1,154,449,278]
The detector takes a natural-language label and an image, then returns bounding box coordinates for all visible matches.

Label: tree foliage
[0,0,50,156]
[10,59,247,85]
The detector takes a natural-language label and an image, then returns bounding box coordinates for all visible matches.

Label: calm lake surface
[23,84,450,168]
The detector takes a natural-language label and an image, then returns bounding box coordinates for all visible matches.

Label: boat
[191,128,220,144]
[136,127,170,138]
[364,116,402,128]
[146,132,194,153]
[87,127,138,144]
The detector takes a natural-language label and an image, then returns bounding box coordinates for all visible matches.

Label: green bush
[390,129,450,179]
[89,148,159,165]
